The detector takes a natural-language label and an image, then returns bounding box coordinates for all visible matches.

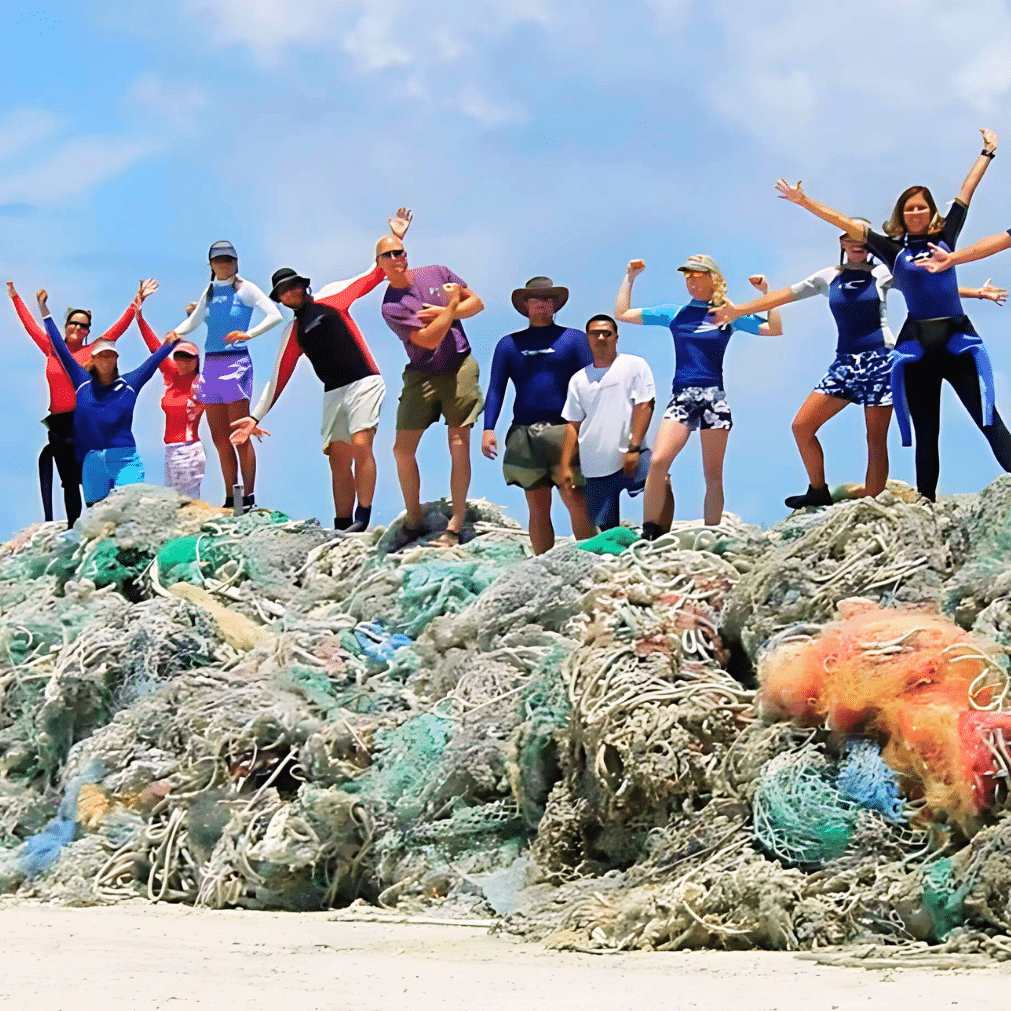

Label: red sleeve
[100,301,138,343]
[10,293,49,353]
[250,321,303,422]
[137,313,175,377]
[316,264,385,312]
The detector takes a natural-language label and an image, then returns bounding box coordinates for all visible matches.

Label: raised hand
[36,288,48,311]
[163,330,184,346]
[442,283,463,302]
[982,128,999,154]
[136,278,159,305]
[748,274,768,294]
[914,243,955,274]
[230,416,271,446]
[5,282,16,299]
[627,259,646,278]
[185,301,198,316]
[481,430,498,460]
[979,279,1007,305]
[775,178,805,203]
[389,207,413,239]
[224,330,250,344]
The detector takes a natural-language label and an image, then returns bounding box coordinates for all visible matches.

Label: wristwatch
[982,149,997,159]
[627,444,642,454]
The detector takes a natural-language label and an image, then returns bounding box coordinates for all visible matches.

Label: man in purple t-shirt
[378,233,485,550]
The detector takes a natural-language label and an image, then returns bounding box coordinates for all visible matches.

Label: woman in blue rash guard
[774,128,1011,501]
[615,255,782,537]
[36,287,181,506]
[710,221,1005,509]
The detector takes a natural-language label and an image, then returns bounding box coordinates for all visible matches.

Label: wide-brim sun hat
[511,276,569,316]
[269,267,311,301]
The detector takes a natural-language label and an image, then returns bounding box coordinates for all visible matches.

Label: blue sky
[3,0,1011,537]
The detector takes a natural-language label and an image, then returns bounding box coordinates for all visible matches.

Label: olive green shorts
[502,422,583,490]
[396,355,484,430]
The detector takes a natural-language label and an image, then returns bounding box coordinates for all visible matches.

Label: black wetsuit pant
[905,347,1011,501]
[39,411,82,526]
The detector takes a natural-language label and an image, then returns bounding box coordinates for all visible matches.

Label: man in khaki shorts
[378,233,485,550]
[482,276,595,553]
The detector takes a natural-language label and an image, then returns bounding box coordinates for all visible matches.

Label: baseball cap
[677,254,721,274]
[208,240,238,262]
[173,342,200,357]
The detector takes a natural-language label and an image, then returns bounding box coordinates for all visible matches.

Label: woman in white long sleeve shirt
[169,240,282,511]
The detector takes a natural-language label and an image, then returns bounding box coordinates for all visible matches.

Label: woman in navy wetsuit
[711,221,1004,508]
[775,129,1010,500]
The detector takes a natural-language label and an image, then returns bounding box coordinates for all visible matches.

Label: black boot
[784,484,833,509]
[641,521,664,541]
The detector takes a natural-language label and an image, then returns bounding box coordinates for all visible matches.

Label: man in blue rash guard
[482,276,596,553]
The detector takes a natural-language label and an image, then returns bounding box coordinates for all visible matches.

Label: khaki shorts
[502,422,583,490]
[396,355,484,430]
[321,374,386,449]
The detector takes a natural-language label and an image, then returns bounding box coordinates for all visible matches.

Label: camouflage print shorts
[663,386,733,431]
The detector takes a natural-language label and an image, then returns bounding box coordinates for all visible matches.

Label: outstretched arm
[918,232,1011,273]
[959,280,1008,305]
[6,282,49,352]
[775,180,867,240]
[316,264,386,310]
[136,310,176,377]
[123,335,177,391]
[956,129,999,206]
[37,290,90,387]
[710,286,799,326]
[230,322,303,445]
[747,275,783,336]
[615,260,647,323]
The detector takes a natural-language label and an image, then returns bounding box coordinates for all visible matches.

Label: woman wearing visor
[774,128,1010,500]
[168,241,282,511]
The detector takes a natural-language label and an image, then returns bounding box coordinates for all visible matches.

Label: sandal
[422,528,461,549]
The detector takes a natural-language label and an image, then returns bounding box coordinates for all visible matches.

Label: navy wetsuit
[864,201,1011,499]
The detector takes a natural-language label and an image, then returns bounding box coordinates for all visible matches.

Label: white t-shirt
[562,353,656,478]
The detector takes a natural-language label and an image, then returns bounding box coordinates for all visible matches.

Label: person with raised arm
[774,128,1010,501]
[482,276,595,554]
[615,255,782,536]
[6,280,143,526]
[378,230,485,550]
[229,210,413,532]
[168,241,283,512]
[559,314,670,532]
[710,224,1006,509]
[36,288,181,506]
[133,281,206,499]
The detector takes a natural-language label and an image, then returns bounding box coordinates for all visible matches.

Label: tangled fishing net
[7,479,1011,965]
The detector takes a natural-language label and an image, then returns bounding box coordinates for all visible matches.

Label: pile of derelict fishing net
[8,480,1011,965]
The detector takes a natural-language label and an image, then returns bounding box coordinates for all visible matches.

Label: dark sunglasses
[67,320,91,331]
[588,329,615,338]
[379,249,406,260]
[173,352,198,360]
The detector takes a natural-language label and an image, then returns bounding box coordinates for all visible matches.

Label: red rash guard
[137,313,203,444]
[12,293,136,414]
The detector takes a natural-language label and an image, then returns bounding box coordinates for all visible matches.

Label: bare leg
[658,478,675,532]
[392,428,426,529]
[525,485,555,555]
[791,392,849,488]
[226,399,256,495]
[326,441,355,519]
[643,418,691,524]
[446,425,472,534]
[349,427,378,508]
[859,405,892,497]
[699,427,730,526]
[556,481,596,540]
[205,404,238,498]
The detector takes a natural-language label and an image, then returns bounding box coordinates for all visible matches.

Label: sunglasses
[173,352,198,359]
[682,270,710,279]
[588,330,615,338]
[67,320,91,331]
[379,249,406,260]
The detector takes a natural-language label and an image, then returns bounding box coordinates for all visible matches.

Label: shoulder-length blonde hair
[882,185,945,239]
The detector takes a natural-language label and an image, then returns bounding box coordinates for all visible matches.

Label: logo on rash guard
[520,348,557,356]
[841,279,870,290]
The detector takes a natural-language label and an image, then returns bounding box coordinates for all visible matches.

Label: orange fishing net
[758,598,1011,832]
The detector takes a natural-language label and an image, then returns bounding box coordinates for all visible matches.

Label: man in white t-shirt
[559,314,673,532]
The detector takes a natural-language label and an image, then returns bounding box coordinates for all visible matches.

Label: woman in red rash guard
[134,281,206,499]
[6,280,144,526]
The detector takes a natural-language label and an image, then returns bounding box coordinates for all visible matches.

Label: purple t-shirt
[382,265,471,375]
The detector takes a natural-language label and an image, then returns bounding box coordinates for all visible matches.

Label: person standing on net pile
[6,279,143,527]
[378,231,485,551]
[558,314,669,532]
[481,276,596,554]
[167,241,283,513]
[133,280,207,499]
[615,255,782,536]
[36,287,182,505]
[229,210,414,532]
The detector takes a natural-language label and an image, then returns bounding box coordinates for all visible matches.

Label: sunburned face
[376,238,408,280]
[902,194,933,236]
[65,314,91,343]
[210,256,238,281]
[840,236,869,264]
[682,270,715,302]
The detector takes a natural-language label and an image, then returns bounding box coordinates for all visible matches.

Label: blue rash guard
[47,316,173,461]
[789,264,893,356]
[483,323,593,429]
[864,200,995,445]
[640,301,765,390]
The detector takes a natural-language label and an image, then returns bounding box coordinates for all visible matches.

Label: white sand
[0,904,1004,1010]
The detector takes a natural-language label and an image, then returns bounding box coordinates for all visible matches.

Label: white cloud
[130,74,208,131]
